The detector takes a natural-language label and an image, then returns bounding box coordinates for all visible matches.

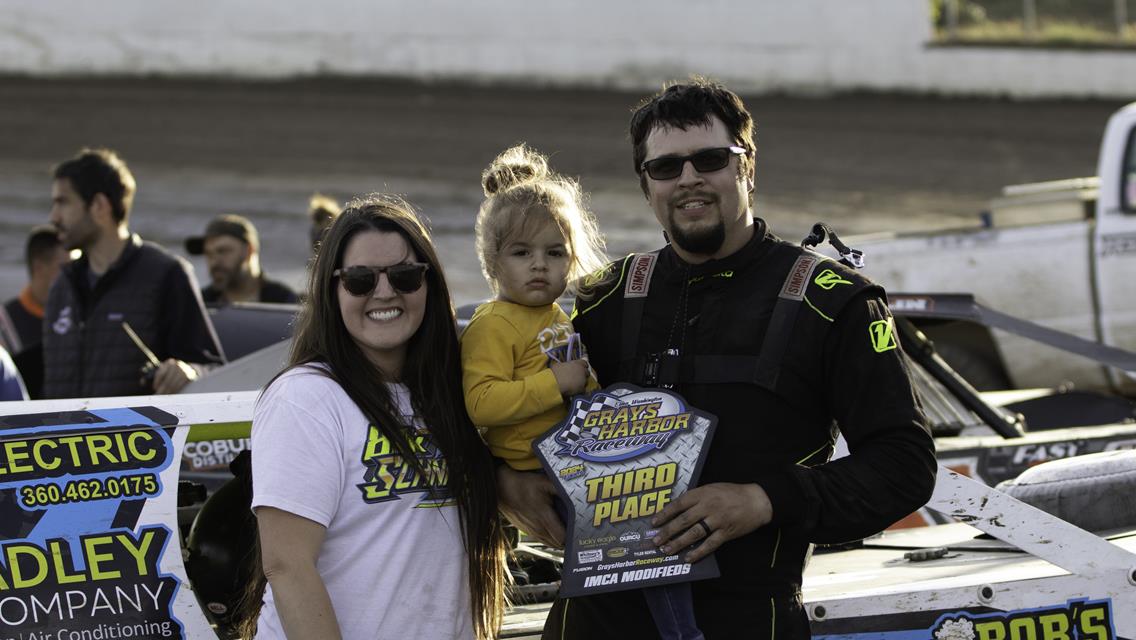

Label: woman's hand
[257,506,343,639]
[496,465,565,547]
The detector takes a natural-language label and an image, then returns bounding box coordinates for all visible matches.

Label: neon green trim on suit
[572,257,631,319]
[797,441,830,465]
[770,529,781,568]
[560,599,571,640]
[771,442,832,570]
[803,295,834,322]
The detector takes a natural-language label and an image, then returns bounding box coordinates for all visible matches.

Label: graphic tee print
[251,366,472,640]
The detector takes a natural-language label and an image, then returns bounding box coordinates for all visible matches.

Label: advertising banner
[533,384,718,597]
[0,406,215,640]
[813,598,1119,639]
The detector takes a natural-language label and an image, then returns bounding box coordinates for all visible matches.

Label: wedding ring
[696,519,712,538]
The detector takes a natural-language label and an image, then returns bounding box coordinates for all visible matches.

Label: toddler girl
[464,145,705,640]
[461,144,607,471]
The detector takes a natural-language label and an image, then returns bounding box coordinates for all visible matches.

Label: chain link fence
[932,0,1135,44]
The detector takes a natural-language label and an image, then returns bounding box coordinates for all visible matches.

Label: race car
[3,295,1135,639]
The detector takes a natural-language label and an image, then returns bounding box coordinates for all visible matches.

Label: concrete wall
[1,0,1134,98]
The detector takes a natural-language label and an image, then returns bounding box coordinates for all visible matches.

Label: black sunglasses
[639,146,747,181]
[333,263,430,296]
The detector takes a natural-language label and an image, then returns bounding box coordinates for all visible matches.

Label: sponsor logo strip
[625,254,657,298]
[781,255,819,300]
[814,268,852,290]
[869,318,898,353]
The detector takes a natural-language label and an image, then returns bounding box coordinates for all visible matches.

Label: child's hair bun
[481,144,550,196]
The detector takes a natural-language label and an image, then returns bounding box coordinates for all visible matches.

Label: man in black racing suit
[497,79,936,639]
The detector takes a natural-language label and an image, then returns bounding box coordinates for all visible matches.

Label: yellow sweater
[461,300,597,470]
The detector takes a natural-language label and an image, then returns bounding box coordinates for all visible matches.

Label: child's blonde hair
[476,144,607,297]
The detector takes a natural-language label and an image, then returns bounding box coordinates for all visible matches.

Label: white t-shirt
[251,365,473,640]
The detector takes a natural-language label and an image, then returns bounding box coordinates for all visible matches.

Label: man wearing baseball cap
[185,214,298,306]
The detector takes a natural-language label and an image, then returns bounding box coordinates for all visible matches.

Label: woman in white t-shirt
[243,194,508,640]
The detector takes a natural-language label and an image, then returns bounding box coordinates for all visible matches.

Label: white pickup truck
[851,101,1136,395]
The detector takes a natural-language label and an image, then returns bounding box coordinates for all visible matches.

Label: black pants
[541,585,810,640]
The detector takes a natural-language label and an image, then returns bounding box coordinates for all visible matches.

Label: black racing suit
[545,221,936,640]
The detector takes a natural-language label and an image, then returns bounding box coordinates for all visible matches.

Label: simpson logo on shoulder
[533,383,719,597]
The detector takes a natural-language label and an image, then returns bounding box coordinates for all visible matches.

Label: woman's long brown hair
[240,193,507,639]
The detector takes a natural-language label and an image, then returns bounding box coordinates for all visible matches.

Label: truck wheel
[933,342,1012,391]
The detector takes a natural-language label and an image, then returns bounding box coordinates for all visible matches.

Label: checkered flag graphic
[559,393,625,444]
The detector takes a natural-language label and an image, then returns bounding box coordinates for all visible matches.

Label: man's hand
[651,482,772,563]
[151,358,198,394]
[496,465,565,548]
[550,359,589,396]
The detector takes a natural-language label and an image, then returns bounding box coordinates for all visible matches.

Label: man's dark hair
[52,148,137,223]
[25,225,62,275]
[629,77,756,195]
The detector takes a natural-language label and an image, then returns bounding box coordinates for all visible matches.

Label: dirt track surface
[0,76,1128,304]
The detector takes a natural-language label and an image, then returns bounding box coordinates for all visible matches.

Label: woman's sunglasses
[639,146,747,181]
[333,263,430,296]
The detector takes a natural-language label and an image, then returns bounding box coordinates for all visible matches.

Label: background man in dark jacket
[0,225,67,398]
[185,213,298,306]
[44,148,224,398]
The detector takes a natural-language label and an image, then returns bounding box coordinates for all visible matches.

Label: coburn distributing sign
[0,406,215,640]
[534,384,718,597]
